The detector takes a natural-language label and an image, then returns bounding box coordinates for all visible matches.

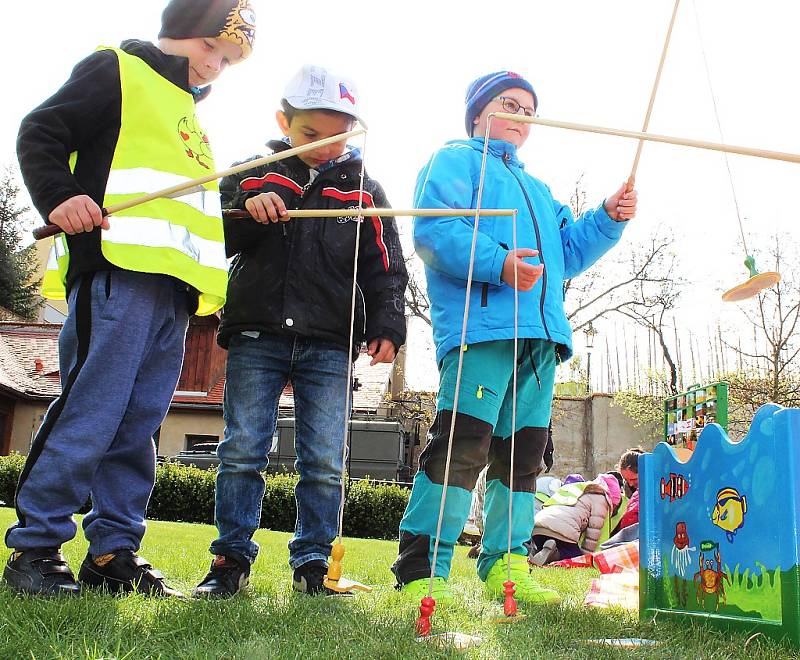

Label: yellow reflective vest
[42,46,226,316]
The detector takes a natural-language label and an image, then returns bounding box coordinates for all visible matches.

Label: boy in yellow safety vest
[4,0,255,597]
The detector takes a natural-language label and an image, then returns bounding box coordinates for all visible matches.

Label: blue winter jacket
[413,138,627,364]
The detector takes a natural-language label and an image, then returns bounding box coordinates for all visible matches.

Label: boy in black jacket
[193,65,408,598]
[4,0,255,598]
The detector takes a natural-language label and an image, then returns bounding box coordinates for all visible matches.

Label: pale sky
[2,1,799,390]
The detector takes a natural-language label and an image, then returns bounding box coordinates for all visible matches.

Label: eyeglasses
[493,96,537,118]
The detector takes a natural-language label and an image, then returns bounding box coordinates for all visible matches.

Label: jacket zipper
[503,155,552,342]
[355,282,367,336]
[481,283,488,307]
[306,169,368,338]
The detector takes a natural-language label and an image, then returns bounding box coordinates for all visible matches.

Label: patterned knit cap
[159,0,256,62]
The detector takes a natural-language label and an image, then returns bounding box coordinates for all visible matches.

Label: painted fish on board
[660,473,689,502]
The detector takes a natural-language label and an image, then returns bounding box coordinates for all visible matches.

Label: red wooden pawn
[416,596,436,636]
[503,580,518,617]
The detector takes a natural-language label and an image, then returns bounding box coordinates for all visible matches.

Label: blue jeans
[211,333,350,568]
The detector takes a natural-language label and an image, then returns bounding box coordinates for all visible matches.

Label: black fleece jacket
[218,141,409,354]
[16,40,207,291]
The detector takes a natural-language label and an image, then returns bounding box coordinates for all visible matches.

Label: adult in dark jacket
[194,65,408,598]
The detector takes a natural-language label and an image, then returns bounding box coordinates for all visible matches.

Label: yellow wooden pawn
[323,542,372,593]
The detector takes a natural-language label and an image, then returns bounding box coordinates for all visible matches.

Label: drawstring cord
[517,339,541,388]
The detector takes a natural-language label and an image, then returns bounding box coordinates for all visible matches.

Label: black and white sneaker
[292,560,353,596]
[192,554,250,598]
[78,550,183,597]
[3,548,81,597]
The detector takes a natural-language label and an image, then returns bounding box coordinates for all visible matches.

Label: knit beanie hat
[159,0,256,62]
[598,473,622,507]
[464,71,538,136]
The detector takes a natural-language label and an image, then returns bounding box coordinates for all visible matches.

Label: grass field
[0,507,797,659]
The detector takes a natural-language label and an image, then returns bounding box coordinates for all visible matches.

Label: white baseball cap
[282,64,363,125]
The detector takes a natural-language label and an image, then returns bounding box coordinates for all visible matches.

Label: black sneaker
[192,554,250,599]
[3,548,81,597]
[78,550,184,597]
[292,559,353,596]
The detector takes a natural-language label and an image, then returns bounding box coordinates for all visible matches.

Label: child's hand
[367,338,396,366]
[244,192,290,223]
[501,248,544,291]
[604,182,638,221]
[48,195,109,234]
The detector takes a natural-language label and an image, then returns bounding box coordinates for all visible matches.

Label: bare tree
[561,176,683,394]
[404,254,431,327]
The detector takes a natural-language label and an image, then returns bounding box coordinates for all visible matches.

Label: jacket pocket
[480,282,489,308]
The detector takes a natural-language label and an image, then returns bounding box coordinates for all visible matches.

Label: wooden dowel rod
[104,129,365,215]
[492,113,800,165]
[33,129,366,240]
[222,208,517,219]
[630,0,682,184]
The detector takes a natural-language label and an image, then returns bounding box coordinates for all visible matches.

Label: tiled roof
[0,323,62,398]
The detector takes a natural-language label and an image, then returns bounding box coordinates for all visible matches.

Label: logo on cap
[339,83,356,105]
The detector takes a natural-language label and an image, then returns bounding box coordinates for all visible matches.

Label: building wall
[4,402,226,459]
[7,401,47,455]
[550,394,659,478]
[158,409,225,457]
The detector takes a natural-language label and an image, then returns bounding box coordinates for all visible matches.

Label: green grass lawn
[0,508,797,659]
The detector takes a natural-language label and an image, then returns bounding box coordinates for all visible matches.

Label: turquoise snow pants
[392,339,556,583]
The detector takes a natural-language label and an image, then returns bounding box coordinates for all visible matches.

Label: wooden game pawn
[503,580,518,617]
[416,596,436,637]
[326,542,344,583]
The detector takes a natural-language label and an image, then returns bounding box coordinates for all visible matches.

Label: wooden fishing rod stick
[222,208,517,219]
[32,128,366,240]
[628,0,681,189]
[491,113,800,165]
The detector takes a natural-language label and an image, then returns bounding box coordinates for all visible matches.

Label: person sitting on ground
[615,446,645,531]
[529,472,627,565]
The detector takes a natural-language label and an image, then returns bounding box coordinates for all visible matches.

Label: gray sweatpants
[6,271,189,555]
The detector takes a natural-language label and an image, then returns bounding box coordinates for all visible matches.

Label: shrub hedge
[0,454,408,541]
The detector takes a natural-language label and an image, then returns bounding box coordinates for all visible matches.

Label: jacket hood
[595,474,622,506]
[120,39,209,100]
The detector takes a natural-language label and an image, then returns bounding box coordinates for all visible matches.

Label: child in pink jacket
[530,473,624,564]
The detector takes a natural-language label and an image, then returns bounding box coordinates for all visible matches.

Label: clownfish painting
[712,487,747,542]
[660,473,690,502]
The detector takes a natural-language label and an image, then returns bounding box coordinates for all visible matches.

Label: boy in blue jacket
[392,71,637,604]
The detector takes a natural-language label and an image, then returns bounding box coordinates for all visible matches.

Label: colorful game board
[640,403,800,644]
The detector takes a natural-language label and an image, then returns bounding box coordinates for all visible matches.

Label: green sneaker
[400,577,454,604]
[485,553,561,605]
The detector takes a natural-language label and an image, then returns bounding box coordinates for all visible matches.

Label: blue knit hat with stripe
[465,71,537,136]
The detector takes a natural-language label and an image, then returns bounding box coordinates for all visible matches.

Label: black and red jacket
[218,140,408,353]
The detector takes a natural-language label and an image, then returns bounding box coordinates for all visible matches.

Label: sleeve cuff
[595,202,627,239]
[489,244,508,284]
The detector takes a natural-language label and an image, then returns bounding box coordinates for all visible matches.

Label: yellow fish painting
[711,487,747,542]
